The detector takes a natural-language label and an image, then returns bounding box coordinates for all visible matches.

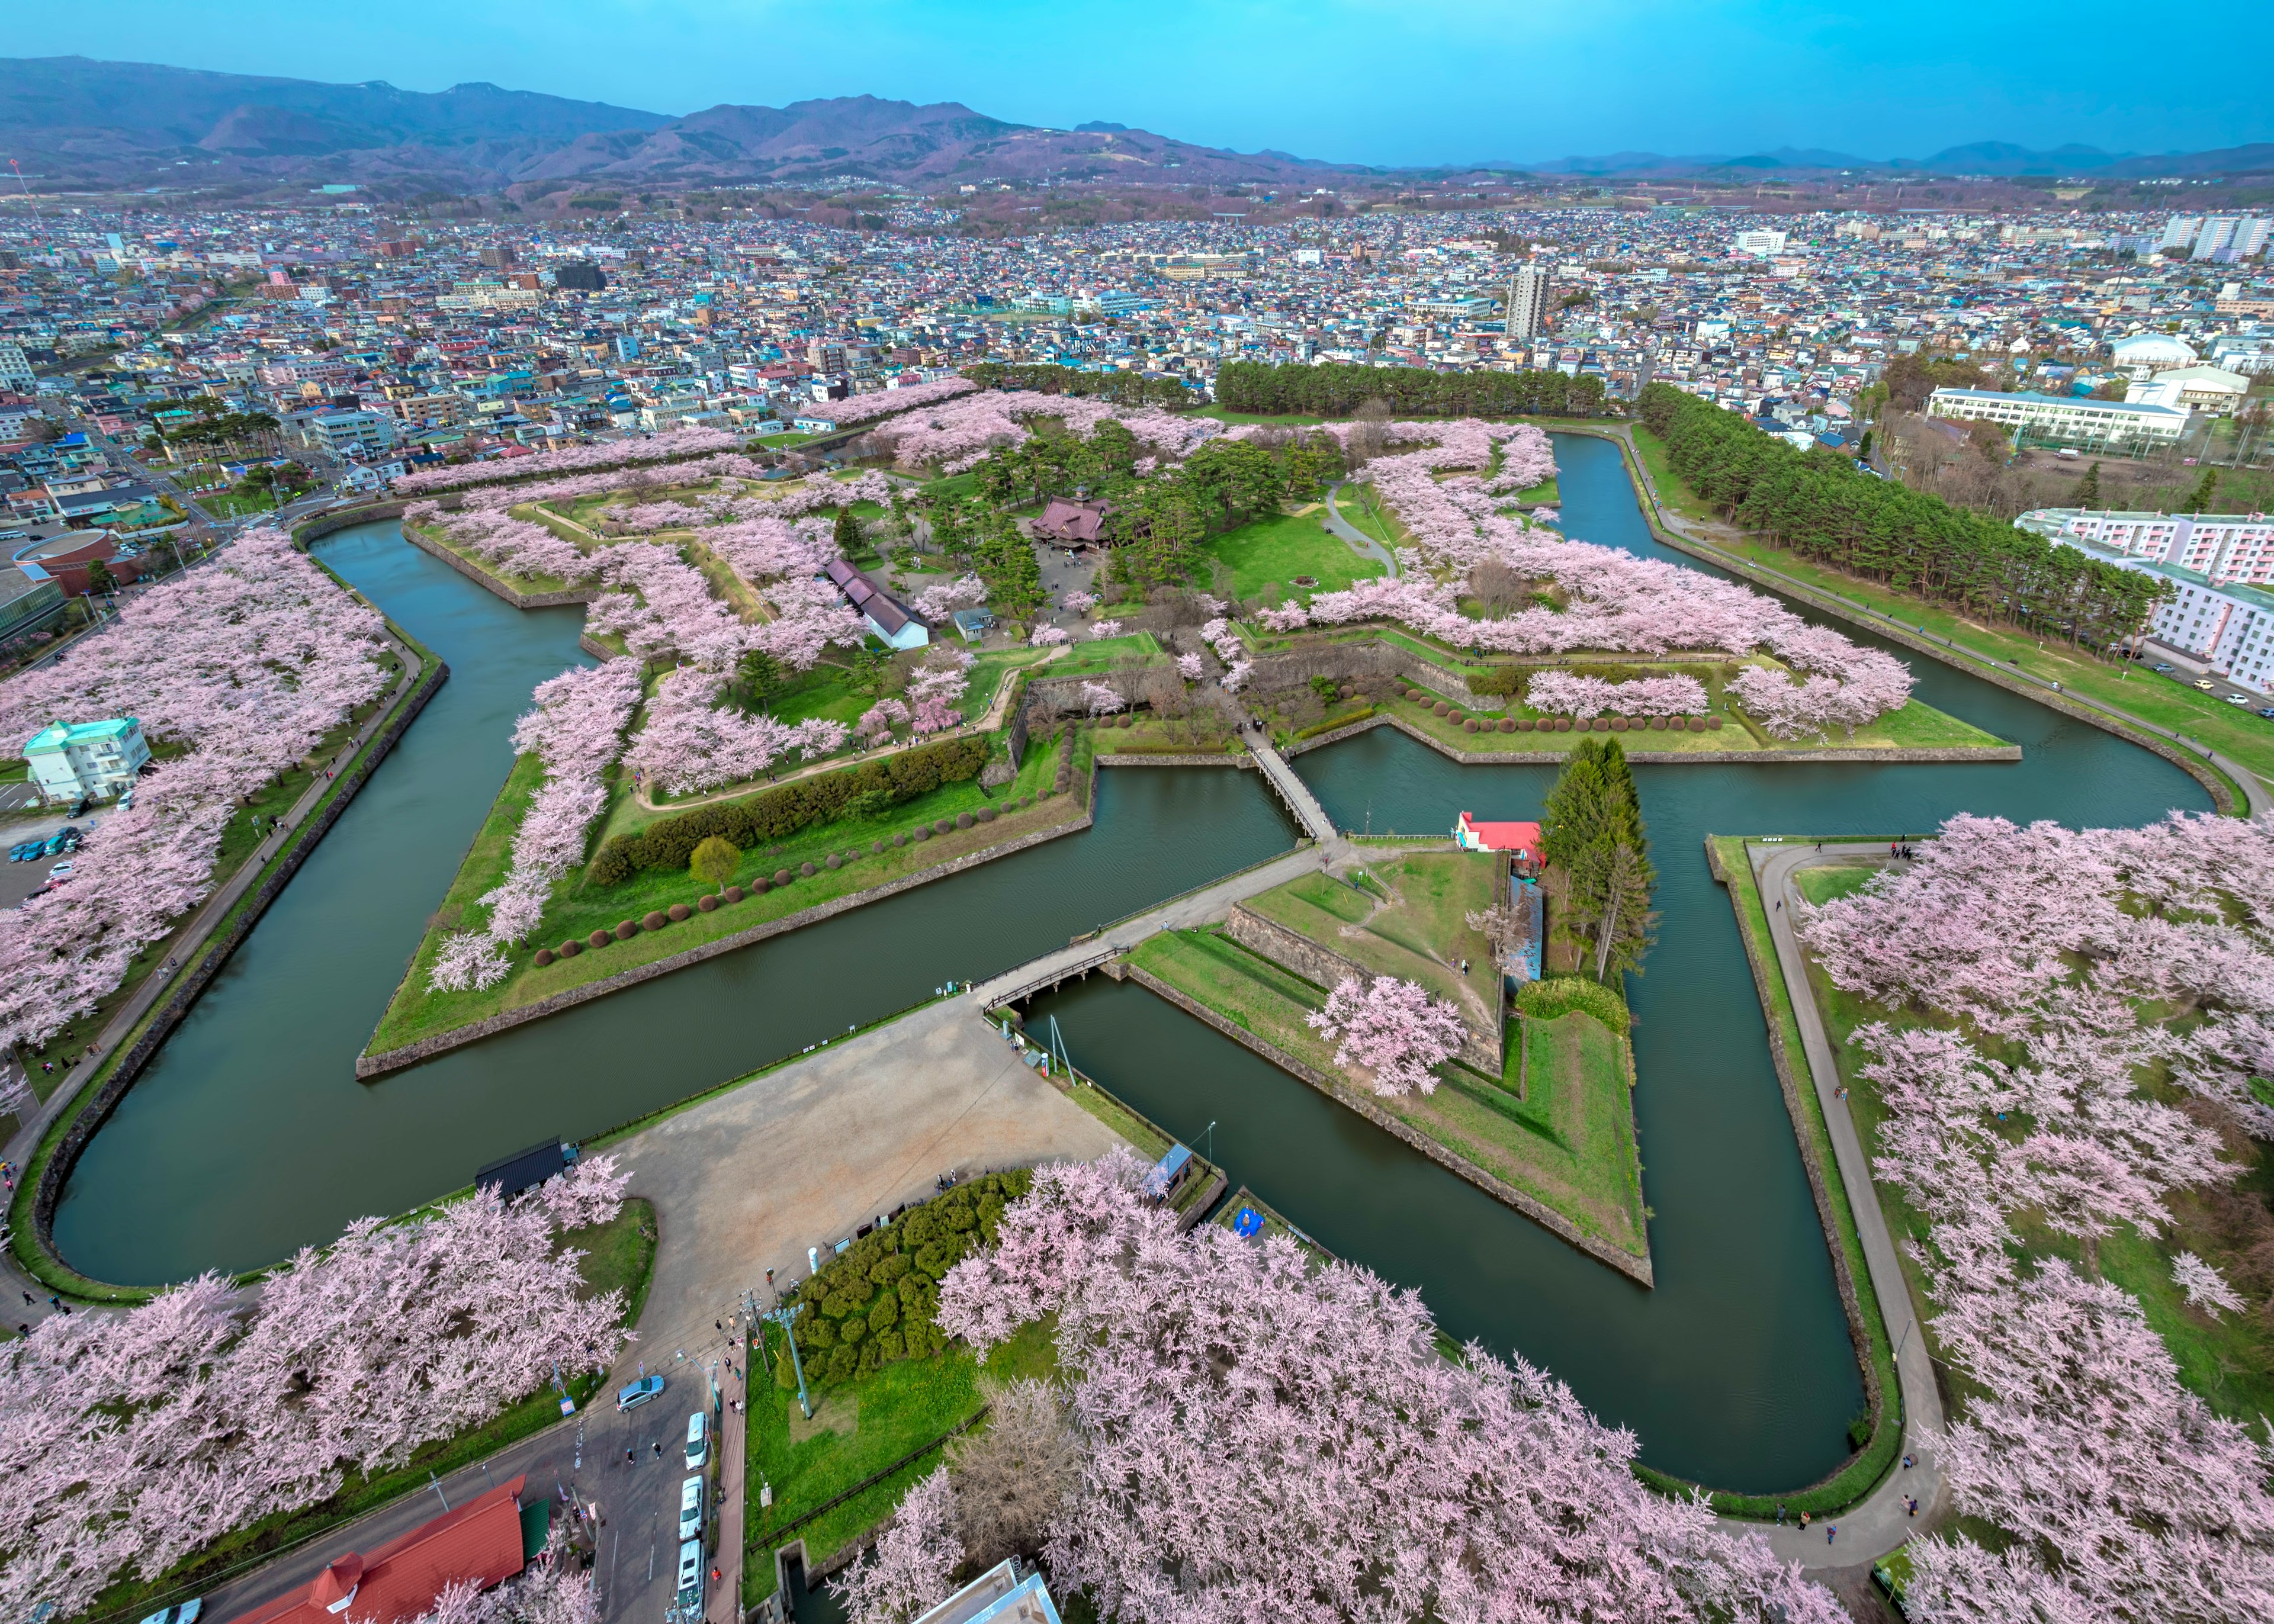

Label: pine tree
[2076,461,2101,509]
[2180,467,2220,514]
[833,504,865,558]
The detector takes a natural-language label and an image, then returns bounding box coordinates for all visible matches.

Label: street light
[763,1302,813,1420]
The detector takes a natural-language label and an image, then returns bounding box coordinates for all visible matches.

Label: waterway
[51,435,2212,1493]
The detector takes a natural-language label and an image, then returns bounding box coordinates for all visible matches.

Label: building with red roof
[227,1477,534,1624]
[1454,812,1542,866]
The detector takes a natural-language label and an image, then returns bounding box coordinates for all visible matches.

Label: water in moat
[52,435,2212,1492]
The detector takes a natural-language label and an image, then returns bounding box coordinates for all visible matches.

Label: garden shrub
[799,861,816,877]
[643,911,668,930]
[560,939,581,958]
[933,818,953,835]
[614,921,637,941]
[893,832,907,847]
[726,885,744,902]
[775,869,792,885]
[1497,718,1515,734]
[977,805,995,822]
[668,902,690,921]
[872,839,887,854]
[955,812,974,830]
[589,929,611,949]
[1516,975,1632,1031]
[1433,702,1450,717]
[1463,719,1478,733]
[591,735,990,881]
[826,854,841,870]
[698,894,717,912]
[534,948,555,967]
[914,825,931,840]
[1707,716,1723,729]
[1466,666,1523,697]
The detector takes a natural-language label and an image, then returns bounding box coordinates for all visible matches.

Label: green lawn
[1790,859,2274,1433]
[1244,853,1500,1027]
[744,1320,1056,1604]
[368,737,1075,1057]
[1628,429,2274,796]
[1048,630,1168,676]
[1130,927,1647,1260]
[1201,507,1386,602]
[1334,484,1400,546]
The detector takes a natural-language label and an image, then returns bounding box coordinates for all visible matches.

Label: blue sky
[12,1,2271,166]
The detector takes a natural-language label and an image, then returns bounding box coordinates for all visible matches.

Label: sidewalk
[1322,483,1398,578]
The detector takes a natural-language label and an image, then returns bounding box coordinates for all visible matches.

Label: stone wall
[1225,903,1502,1073]
[1123,963,1652,1287]
[1308,711,2021,768]
[356,809,1094,1078]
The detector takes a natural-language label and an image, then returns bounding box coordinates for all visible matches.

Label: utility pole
[763,1302,812,1420]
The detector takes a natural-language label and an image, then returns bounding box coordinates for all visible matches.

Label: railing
[979,946,1120,1011]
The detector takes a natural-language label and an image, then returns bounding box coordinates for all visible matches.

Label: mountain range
[1,56,2268,197]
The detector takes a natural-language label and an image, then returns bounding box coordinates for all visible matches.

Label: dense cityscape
[0,26,2270,1624]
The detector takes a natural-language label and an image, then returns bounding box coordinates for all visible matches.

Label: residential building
[227,1476,539,1624]
[307,410,397,459]
[2016,507,2274,588]
[1926,387,2190,450]
[1733,229,1788,257]
[911,1559,1064,1624]
[822,558,927,649]
[0,342,33,393]
[1505,265,1550,342]
[23,716,149,805]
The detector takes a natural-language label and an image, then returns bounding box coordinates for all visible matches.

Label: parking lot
[0,808,98,911]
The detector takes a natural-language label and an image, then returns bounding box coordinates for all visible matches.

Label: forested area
[1637,384,2169,649]
[1215,360,1613,420]
[959,362,1194,407]
[1542,739,1656,983]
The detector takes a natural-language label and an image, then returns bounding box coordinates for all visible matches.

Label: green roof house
[23,717,148,806]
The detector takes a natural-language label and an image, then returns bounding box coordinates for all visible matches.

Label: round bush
[643,910,668,931]
[1462,718,1479,733]
[1517,718,1534,731]
[753,876,770,893]
[775,867,793,885]
[1609,716,1628,731]
[826,854,841,870]
[934,818,953,835]
[1690,716,1709,732]
[1650,716,1669,731]
[698,894,718,912]
[1498,717,1516,734]
[872,839,887,854]
[726,885,744,903]
[1116,713,1132,728]
[892,832,908,847]
[800,861,817,877]
[1433,701,1450,717]
[977,805,996,822]
[955,811,974,829]
[1340,685,1357,699]
[559,939,581,959]
[591,928,614,948]
[1038,787,1054,800]
[534,948,555,967]
[1707,715,1723,729]
[1555,718,1573,732]
[1448,709,1464,722]
[614,920,637,941]
[667,902,690,921]
[915,823,933,838]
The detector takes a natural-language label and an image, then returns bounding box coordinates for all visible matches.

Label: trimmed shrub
[799,861,817,877]
[1116,713,1132,728]
[753,876,771,893]
[872,839,887,854]
[726,885,744,902]
[534,948,555,967]
[558,939,581,959]
[667,902,690,921]
[614,921,637,941]
[643,910,669,930]
[1554,718,1572,732]
[1433,701,1451,717]
[1517,718,1535,731]
[1610,717,1629,732]
[1038,788,1054,800]
[1462,718,1478,733]
[1650,716,1669,731]
[698,894,718,912]
[1405,687,1422,702]
[977,805,996,822]
[590,929,612,949]
[933,818,953,835]
[914,824,932,839]
[1707,715,1723,729]
[955,811,974,830]
[826,854,841,870]
[1691,716,1709,732]
[893,832,908,847]
[1498,717,1515,734]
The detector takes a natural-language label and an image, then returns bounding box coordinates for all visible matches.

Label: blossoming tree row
[1800,812,2274,1620]
[0,1157,633,1616]
[874,389,1231,474]
[838,1150,1841,1624]
[0,532,392,1049]
[392,426,742,495]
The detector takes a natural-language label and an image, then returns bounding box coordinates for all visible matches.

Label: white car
[684,1409,708,1469]
[675,1539,704,1615]
[48,861,73,880]
[679,1474,705,1541]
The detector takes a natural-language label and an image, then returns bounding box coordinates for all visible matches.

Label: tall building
[0,342,34,392]
[1733,229,1788,257]
[2160,216,2203,251]
[1505,265,1550,342]
[2192,216,2272,262]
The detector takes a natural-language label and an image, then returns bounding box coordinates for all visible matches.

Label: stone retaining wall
[1342,712,2020,768]
[1701,837,1887,1458]
[402,527,604,610]
[356,809,1094,1078]
[1123,963,1652,1287]
[32,654,449,1260]
[1224,903,1502,1073]
[1092,751,1254,768]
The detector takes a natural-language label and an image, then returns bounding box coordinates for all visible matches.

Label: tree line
[960,362,1196,407]
[1541,738,1656,985]
[1637,384,2169,649]
[1215,361,1613,420]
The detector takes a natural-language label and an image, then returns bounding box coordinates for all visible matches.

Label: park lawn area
[1508,476,1560,505]
[1701,838,1902,1518]
[1049,631,1168,676]
[1788,859,2274,1433]
[1200,507,1386,602]
[744,1319,1057,1604]
[82,1197,657,1624]
[684,537,769,621]
[367,737,1074,1057]
[1129,928,1646,1260]
[1244,853,1499,1027]
[1629,426,1721,528]
[756,660,871,732]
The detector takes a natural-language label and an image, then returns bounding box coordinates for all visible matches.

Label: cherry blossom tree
[932,1151,1842,1624]
[1306,975,1467,1096]
[913,574,987,622]
[833,1467,963,1624]
[393,426,740,494]
[1090,619,1123,639]
[1029,625,1070,648]
[1175,652,1205,682]
[1078,681,1124,718]
[1527,670,1708,719]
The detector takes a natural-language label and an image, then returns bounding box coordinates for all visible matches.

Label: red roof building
[1029,499,1112,548]
[1454,813,1542,863]
[227,1477,531,1624]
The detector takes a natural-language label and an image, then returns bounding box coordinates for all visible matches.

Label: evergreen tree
[2076,461,2101,509]
[1541,739,1656,984]
[974,513,1044,621]
[832,504,865,558]
[2180,467,2220,514]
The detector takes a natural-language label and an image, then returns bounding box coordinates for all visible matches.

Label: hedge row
[1516,975,1633,1032]
[592,735,990,884]
[779,1170,1034,1387]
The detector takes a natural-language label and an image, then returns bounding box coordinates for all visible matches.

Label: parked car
[685,1410,708,1469]
[2153,663,2175,674]
[675,1539,704,1616]
[137,1602,201,1624]
[615,1374,664,1412]
[41,834,69,857]
[2194,678,2217,692]
[48,861,73,880]
[2258,707,2274,720]
[8,844,37,862]
[678,1474,704,1542]
[2227,693,2250,706]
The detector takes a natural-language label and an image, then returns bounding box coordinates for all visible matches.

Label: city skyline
[7,0,2272,171]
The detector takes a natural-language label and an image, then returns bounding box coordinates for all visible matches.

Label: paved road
[1324,482,1398,577]
[1713,841,1948,1574]
[1611,425,2273,818]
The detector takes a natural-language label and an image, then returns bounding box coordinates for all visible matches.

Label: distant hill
[0,57,2265,196]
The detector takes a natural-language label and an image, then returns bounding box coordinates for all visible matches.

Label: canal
[51,435,2212,1494]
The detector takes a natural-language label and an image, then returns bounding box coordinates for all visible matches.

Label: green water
[50,435,2211,1494]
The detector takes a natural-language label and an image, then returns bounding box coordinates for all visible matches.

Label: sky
[9,1,2272,168]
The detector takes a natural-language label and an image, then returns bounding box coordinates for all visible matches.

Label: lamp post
[763,1302,812,1420]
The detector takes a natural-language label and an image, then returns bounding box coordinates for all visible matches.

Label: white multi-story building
[0,342,34,393]
[2016,508,2274,587]
[1733,229,1788,258]
[23,717,149,805]
[1926,387,2191,449]
[2160,216,2203,251]
[2023,524,2274,696]
[1504,266,1550,340]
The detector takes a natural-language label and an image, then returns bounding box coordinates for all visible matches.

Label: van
[685,1409,708,1469]
[675,1538,704,1614]
[679,1474,704,1542]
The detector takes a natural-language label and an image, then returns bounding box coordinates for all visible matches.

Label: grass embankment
[79,1199,657,1624]
[1129,927,1647,1260]
[1789,860,2274,1435]
[367,735,1078,1057]
[1695,837,1902,1518]
[1044,630,1168,677]
[1629,428,2274,799]
[1202,507,1386,602]
[1243,855,1499,1028]
[407,522,578,597]
[743,1320,1055,1605]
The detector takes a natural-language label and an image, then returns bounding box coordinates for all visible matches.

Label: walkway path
[1324,482,1398,577]
[1714,840,1947,1573]
[2,622,427,1319]
[1247,738,1342,847]
[1608,426,2272,818]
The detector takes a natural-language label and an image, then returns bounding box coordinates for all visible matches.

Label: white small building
[23,717,149,806]
[2109,333,2198,374]
[2127,365,2250,416]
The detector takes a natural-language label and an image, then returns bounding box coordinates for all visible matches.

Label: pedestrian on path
[1826,1525,1837,1545]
